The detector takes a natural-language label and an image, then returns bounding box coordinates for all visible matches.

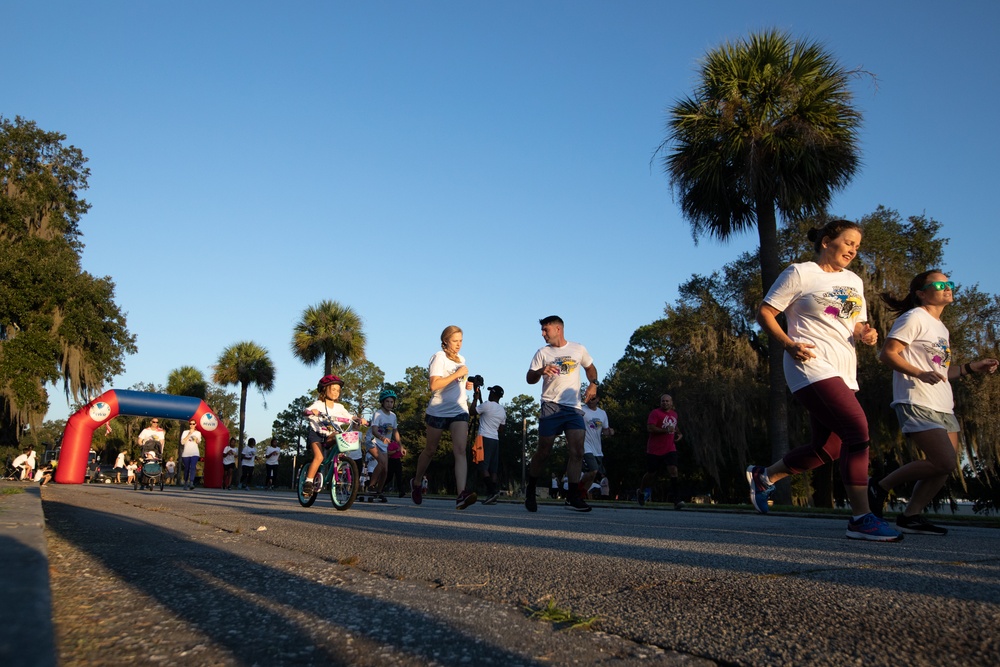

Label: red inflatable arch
[55,389,231,487]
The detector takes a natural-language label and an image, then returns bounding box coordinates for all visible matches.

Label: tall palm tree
[291,300,366,375]
[212,341,276,459]
[660,30,862,501]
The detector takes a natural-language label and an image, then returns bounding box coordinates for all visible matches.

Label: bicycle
[297,416,361,511]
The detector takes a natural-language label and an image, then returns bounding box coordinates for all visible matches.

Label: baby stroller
[135,439,165,491]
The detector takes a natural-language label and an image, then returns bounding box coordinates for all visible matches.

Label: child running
[365,389,401,502]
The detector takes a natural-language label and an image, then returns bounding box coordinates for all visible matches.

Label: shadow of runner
[43,497,550,667]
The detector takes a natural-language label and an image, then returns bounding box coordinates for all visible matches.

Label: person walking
[180,420,202,490]
[264,440,281,490]
[581,394,613,502]
[239,438,257,490]
[747,218,901,541]
[113,450,126,484]
[636,394,685,508]
[222,438,238,490]
[869,270,999,535]
[524,315,599,513]
[470,385,507,505]
[410,325,477,510]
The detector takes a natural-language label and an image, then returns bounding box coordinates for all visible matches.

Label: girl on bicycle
[302,375,368,496]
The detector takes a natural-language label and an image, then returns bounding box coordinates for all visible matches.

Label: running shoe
[377,494,387,503]
[636,488,645,507]
[846,513,904,542]
[868,477,888,519]
[525,487,537,512]
[565,495,592,512]
[302,480,314,496]
[410,477,422,505]
[746,465,774,514]
[456,490,478,510]
[896,514,947,536]
[482,492,500,505]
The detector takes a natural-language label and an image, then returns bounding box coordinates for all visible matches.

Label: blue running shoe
[846,513,904,542]
[746,465,773,514]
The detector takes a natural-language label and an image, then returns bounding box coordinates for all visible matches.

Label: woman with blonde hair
[410,325,477,510]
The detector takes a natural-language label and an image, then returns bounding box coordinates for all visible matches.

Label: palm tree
[212,341,276,459]
[291,300,366,375]
[166,365,207,400]
[660,30,862,501]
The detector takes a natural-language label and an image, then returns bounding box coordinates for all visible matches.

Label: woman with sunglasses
[870,271,998,534]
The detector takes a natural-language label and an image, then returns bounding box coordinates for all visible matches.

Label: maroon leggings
[783,377,870,487]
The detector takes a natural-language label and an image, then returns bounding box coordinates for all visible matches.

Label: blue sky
[7,1,999,440]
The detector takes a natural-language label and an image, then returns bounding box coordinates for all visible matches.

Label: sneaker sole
[845,530,904,542]
[456,493,478,510]
[565,505,592,512]
[897,526,947,536]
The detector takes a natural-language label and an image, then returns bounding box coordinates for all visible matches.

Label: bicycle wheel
[297,465,319,507]
[330,455,359,511]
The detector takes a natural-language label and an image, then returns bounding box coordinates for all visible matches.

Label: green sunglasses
[920,280,955,292]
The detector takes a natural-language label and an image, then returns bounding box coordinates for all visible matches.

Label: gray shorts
[893,403,960,434]
[582,453,605,476]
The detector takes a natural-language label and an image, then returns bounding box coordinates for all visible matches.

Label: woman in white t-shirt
[749,219,900,542]
[410,325,477,510]
[869,270,998,535]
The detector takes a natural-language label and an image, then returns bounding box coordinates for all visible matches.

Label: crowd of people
[8,220,995,545]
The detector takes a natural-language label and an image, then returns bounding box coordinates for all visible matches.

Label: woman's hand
[857,322,879,346]
[785,341,817,362]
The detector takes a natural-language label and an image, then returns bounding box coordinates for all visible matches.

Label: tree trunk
[756,198,792,504]
[237,383,247,484]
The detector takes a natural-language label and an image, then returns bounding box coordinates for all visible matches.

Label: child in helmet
[302,375,367,496]
[365,388,401,502]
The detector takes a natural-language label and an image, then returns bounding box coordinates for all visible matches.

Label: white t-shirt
[368,410,398,448]
[582,405,609,457]
[12,453,28,468]
[529,341,593,409]
[886,307,954,413]
[241,446,256,468]
[476,401,507,440]
[265,446,281,465]
[180,429,202,458]
[306,400,355,439]
[222,446,237,466]
[763,262,867,392]
[427,351,469,418]
[114,452,126,468]
[138,427,165,445]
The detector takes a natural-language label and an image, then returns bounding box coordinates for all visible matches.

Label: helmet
[317,375,344,391]
[378,389,397,403]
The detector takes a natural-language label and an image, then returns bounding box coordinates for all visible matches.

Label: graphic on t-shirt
[924,337,951,369]
[553,356,578,375]
[815,286,862,321]
[587,418,603,430]
[661,415,677,429]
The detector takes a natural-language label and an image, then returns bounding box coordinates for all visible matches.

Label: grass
[1,487,24,496]
[525,598,600,631]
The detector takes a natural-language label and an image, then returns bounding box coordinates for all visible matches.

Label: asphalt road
[39,484,1000,666]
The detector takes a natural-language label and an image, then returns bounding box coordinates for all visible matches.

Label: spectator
[126,460,137,484]
[165,458,176,486]
[470,385,507,505]
[24,449,36,481]
[113,450,127,484]
[11,450,29,481]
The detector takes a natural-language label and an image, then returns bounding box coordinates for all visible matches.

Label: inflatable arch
[55,389,231,487]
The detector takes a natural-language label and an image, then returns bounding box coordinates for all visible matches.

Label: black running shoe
[868,477,888,519]
[896,514,947,536]
[565,495,592,512]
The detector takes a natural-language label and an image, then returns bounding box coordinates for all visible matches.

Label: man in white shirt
[470,385,507,505]
[264,440,281,490]
[525,316,599,513]
[581,394,613,499]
